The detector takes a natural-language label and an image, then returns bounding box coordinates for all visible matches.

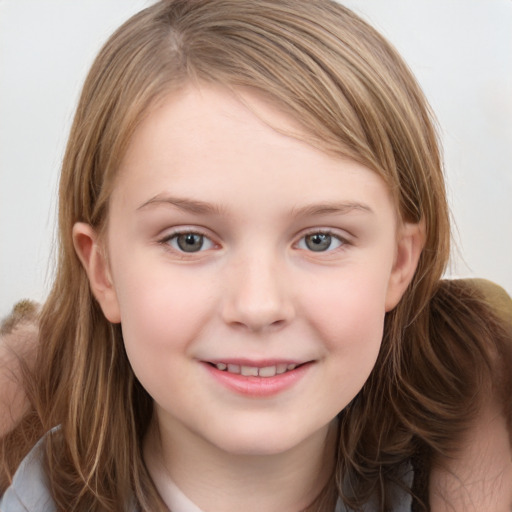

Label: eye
[297,232,344,252]
[163,231,215,253]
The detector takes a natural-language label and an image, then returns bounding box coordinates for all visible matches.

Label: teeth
[214,362,301,378]
[276,363,288,374]
[241,365,259,376]
[259,366,277,377]
[227,363,240,374]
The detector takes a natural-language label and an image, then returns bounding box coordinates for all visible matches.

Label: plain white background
[1,0,511,317]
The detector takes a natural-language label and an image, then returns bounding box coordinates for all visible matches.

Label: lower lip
[203,362,312,398]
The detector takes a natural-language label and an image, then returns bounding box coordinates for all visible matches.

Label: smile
[210,362,299,378]
[203,360,312,397]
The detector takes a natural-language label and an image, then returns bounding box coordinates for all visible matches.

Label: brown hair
[1,1,509,510]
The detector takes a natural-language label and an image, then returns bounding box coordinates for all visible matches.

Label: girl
[1,1,511,510]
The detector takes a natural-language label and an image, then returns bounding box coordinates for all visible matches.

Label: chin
[206,421,328,458]
[216,437,300,457]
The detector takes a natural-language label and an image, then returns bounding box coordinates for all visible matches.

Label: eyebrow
[137,195,225,215]
[290,201,374,217]
[137,195,373,218]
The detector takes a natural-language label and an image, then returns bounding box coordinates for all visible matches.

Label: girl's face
[76,86,422,457]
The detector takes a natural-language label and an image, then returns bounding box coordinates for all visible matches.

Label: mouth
[206,361,304,378]
[203,359,312,397]
[202,359,314,398]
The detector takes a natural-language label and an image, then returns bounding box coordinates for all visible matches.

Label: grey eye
[304,233,332,251]
[298,232,343,252]
[175,233,205,252]
[163,231,216,253]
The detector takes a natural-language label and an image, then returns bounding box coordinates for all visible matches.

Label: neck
[144,415,337,512]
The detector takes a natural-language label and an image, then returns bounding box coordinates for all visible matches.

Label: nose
[221,252,295,332]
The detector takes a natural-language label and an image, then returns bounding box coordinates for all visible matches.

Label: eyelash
[158,229,350,254]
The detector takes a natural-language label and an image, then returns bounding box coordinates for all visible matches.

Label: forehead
[111,85,396,223]
[121,85,316,170]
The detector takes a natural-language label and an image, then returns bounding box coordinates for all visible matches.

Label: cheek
[301,264,390,351]
[111,263,214,377]
[299,265,390,409]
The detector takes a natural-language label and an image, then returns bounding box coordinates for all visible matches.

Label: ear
[385,221,425,311]
[72,222,121,323]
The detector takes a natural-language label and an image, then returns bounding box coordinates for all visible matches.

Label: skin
[72,85,421,511]
[0,83,506,510]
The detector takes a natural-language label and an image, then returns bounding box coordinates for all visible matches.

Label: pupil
[177,233,203,252]
[306,233,331,252]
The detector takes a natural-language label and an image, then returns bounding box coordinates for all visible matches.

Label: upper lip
[203,358,310,367]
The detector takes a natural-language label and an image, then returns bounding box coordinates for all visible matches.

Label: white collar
[149,460,204,512]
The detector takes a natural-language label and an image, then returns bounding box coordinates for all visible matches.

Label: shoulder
[0,435,56,512]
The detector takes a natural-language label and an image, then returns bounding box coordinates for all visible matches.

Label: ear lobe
[385,221,425,312]
[72,222,121,323]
